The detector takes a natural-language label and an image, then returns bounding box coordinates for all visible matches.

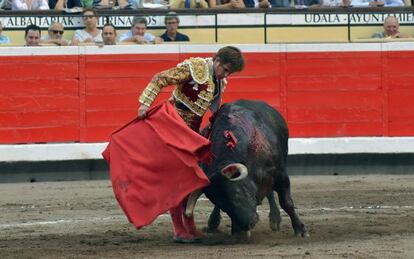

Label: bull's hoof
[202,226,220,233]
[295,231,310,238]
[231,230,252,243]
[295,230,310,238]
[294,224,309,237]
[269,221,280,232]
[268,206,281,232]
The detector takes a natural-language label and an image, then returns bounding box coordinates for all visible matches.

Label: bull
[187,99,307,241]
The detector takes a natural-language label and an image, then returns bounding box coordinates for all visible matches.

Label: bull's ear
[221,163,248,181]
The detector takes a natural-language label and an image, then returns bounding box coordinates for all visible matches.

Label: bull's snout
[221,163,248,181]
[249,212,259,229]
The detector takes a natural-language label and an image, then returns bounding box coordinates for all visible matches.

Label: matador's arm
[138,65,191,107]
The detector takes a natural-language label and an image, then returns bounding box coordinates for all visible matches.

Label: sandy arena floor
[0,175,413,259]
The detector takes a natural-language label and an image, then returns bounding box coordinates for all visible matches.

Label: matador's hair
[214,46,245,73]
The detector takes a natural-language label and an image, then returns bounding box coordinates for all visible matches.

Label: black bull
[200,100,306,238]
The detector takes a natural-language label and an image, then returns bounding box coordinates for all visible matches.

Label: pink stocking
[180,197,204,237]
[169,203,187,238]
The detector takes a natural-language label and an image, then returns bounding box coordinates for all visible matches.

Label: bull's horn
[184,189,203,218]
[221,163,248,181]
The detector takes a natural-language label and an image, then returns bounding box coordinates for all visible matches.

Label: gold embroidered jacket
[139,57,225,117]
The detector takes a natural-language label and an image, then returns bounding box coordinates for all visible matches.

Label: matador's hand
[138,104,150,119]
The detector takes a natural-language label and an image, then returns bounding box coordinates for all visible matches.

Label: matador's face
[213,58,233,80]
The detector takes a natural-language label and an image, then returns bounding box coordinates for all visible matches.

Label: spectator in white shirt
[12,0,49,9]
[351,0,404,6]
[118,16,162,44]
[72,8,103,45]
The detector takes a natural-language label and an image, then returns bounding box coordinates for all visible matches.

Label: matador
[138,46,245,243]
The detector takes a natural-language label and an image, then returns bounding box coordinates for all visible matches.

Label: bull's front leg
[267,191,281,231]
[275,175,308,237]
[205,205,221,232]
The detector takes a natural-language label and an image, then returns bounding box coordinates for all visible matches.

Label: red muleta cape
[102,101,210,229]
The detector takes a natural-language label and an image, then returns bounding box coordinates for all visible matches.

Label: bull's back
[223,99,288,138]
[222,99,289,158]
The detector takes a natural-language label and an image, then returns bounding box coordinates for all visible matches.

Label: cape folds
[102,101,211,229]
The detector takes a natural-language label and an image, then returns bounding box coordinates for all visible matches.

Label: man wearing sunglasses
[41,22,69,46]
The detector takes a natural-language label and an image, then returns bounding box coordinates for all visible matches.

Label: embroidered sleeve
[138,65,192,107]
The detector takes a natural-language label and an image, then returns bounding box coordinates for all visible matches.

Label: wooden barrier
[0,43,413,144]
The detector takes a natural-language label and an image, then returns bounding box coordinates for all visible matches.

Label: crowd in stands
[0,2,412,46]
[2,11,409,47]
[7,10,190,46]
[0,0,411,10]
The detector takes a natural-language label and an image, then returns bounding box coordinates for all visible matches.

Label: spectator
[0,0,12,9]
[208,0,245,8]
[72,8,103,45]
[131,0,169,8]
[0,21,11,44]
[41,22,70,46]
[169,0,209,8]
[82,0,94,7]
[292,0,320,6]
[49,0,82,9]
[12,0,49,9]
[160,12,190,42]
[244,0,272,8]
[102,23,117,45]
[351,0,404,6]
[118,16,162,44]
[245,0,304,7]
[24,24,41,47]
[93,0,129,8]
[127,0,142,8]
[372,16,409,39]
[321,0,350,6]
[271,0,289,6]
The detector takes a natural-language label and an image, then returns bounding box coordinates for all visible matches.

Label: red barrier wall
[1,45,413,144]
